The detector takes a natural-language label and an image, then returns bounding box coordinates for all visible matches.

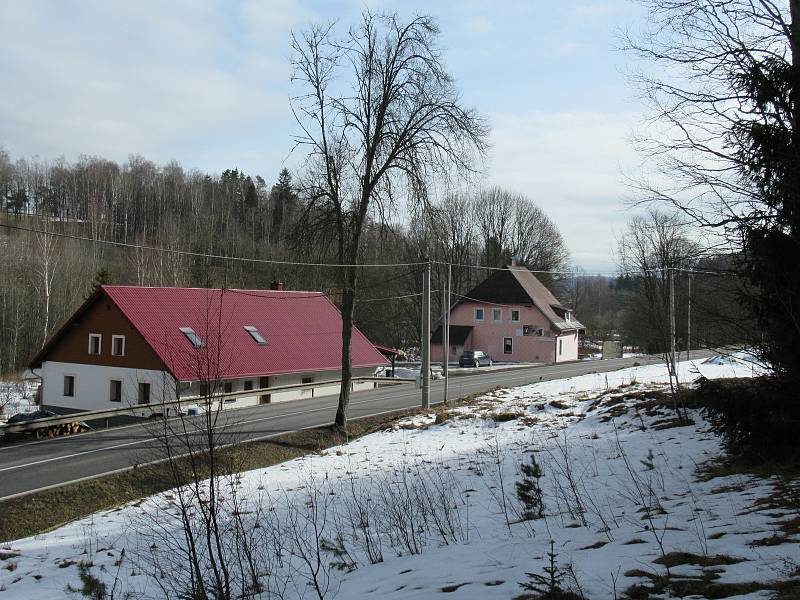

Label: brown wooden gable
[29,289,167,373]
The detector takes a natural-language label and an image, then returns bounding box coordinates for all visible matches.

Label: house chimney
[270,280,285,291]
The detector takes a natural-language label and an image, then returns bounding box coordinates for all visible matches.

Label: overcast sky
[0,0,648,272]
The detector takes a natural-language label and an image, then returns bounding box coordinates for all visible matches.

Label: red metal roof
[101,286,387,381]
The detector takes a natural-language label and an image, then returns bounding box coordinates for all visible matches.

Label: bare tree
[291,11,488,431]
[617,209,703,393]
[624,0,800,383]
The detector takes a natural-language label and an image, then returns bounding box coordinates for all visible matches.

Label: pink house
[431,265,584,364]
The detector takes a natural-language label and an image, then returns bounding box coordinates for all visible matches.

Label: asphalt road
[0,352,711,501]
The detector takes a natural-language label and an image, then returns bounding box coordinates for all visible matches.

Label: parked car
[458,350,493,368]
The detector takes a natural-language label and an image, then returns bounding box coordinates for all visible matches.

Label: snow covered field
[1,355,797,599]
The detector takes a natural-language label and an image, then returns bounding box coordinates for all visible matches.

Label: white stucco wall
[41,361,177,416]
[555,330,579,363]
[41,361,380,414]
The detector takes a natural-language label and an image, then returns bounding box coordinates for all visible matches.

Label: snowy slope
[1,355,796,599]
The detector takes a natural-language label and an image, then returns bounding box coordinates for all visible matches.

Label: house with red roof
[28,285,387,414]
[431,264,584,365]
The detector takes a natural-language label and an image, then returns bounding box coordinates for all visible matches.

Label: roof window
[244,325,268,345]
[179,327,203,348]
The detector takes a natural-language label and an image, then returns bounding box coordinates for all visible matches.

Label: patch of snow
[0,380,39,422]
[2,358,795,600]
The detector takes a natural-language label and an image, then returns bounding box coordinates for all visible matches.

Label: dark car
[458,350,492,368]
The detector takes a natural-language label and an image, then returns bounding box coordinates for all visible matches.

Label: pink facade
[431,301,580,364]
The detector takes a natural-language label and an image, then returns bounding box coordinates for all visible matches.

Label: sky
[0,0,649,272]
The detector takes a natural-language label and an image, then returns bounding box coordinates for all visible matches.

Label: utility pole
[443,262,451,404]
[421,259,431,408]
[669,268,677,386]
[686,272,692,361]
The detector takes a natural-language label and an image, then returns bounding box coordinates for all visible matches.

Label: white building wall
[40,361,177,416]
[555,331,579,363]
[41,362,380,414]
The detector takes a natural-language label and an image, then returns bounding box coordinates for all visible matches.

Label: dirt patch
[653,552,744,568]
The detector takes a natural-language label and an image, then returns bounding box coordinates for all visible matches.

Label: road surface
[0,353,709,501]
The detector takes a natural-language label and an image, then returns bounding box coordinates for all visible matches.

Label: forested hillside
[0,149,573,375]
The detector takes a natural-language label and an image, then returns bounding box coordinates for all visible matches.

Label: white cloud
[0,1,309,171]
[487,110,642,271]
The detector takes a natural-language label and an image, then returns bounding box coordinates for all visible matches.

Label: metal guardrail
[0,376,417,434]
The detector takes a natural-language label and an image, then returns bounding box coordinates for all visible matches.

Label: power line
[0,222,427,269]
[0,221,734,277]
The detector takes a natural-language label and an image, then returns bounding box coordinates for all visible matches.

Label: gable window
[138,382,151,405]
[179,327,203,348]
[111,335,125,356]
[510,309,520,323]
[503,337,513,355]
[109,379,122,403]
[492,308,502,322]
[88,334,102,355]
[63,375,75,397]
[244,325,268,345]
[475,308,484,322]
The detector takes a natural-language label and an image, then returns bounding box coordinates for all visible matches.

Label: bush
[695,376,800,462]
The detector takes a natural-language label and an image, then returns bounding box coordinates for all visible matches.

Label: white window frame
[503,336,513,355]
[510,309,520,323]
[475,308,484,322]
[111,335,125,356]
[565,311,571,322]
[63,374,75,397]
[88,333,102,355]
[492,308,502,322]
[109,379,122,403]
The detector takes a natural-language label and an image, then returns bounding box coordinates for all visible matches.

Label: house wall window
[138,382,151,404]
[510,309,520,322]
[492,308,502,322]
[63,375,75,397]
[259,376,269,389]
[503,337,513,355]
[244,380,254,391]
[565,311,571,322]
[559,339,563,355]
[109,379,122,403]
[475,308,484,321]
[111,335,125,356]
[302,376,314,384]
[88,334,102,355]
[223,381,233,394]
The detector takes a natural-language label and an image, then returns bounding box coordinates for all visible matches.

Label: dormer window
[180,327,203,348]
[244,325,268,345]
[565,311,571,322]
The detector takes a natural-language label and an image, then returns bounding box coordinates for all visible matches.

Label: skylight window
[244,325,268,345]
[179,327,203,348]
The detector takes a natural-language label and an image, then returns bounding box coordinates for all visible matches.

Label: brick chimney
[270,280,285,291]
